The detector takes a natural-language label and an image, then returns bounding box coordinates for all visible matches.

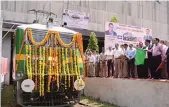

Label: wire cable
[2,24,15,40]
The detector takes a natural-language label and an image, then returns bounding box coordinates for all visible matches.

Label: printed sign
[104,22,152,52]
[63,9,89,29]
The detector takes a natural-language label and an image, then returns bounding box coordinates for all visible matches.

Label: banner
[63,9,89,29]
[104,22,152,52]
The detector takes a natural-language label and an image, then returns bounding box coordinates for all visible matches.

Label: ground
[1,85,117,107]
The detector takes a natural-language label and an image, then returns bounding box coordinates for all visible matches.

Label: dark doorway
[10,32,15,84]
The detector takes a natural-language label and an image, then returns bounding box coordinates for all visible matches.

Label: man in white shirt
[113,43,124,78]
[105,47,114,77]
[92,50,100,77]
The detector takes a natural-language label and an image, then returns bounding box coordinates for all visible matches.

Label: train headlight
[15,72,24,80]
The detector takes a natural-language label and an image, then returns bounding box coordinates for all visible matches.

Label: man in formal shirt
[144,29,152,41]
[144,40,153,78]
[113,44,124,78]
[105,23,117,36]
[126,44,136,78]
[148,38,163,79]
[105,47,114,77]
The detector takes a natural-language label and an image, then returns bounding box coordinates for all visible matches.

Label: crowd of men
[84,38,169,79]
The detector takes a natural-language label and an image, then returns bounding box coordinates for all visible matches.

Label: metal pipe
[2,24,15,40]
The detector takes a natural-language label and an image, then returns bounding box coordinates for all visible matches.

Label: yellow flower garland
[35,47,38,91]
[27,28,51,47]
[25,45,30,79]
[62,48,67,89]
[29,45,32,80]
[58,48,62,82]
[39,46,42,96]
[65,48,70,88]
[42,47,45,96]
[47,47,52,92]
[55,47,59,89]
[69,48,75,90]
[55,32,76,48]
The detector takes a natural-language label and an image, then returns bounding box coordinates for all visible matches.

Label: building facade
[1,1,169,84]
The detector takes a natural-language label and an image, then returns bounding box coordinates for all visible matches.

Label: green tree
[87,32,99,51]
[110,16,118,23]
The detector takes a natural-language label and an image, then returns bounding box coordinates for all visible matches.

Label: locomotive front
[13,24,85,107]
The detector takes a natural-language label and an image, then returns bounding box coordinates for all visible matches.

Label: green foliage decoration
[110,16,118,23]
[87,32,99,51]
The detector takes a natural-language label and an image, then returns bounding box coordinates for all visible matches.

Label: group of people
[85,38,169,79]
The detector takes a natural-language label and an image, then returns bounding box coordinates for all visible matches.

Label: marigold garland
[39,46,42,96]
[35,46,38,91]
[55,32,76,48]
[25,45,30,79]
[55,47,59,89]
[42,47,45,96]
[58,47,62,82]
[62,48,67,89]
[47,47,52,92]
[29,45,33,80]
[65,48,70,88]
[27,28,51,47]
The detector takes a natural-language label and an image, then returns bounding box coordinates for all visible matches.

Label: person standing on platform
[160,40,168,79]
[113,44,124,78]
[92,50,100,77]
[135,42,146,78]
[148,38,163,79]
[142,40,152,79]
[126,44,136,78]
[120,44,128,78]
[166,46,169,79]
[105,47,114,77]
[86,50,95,77]
[84,49,90,77]
[100,47,108,77]
[144,40,153,78]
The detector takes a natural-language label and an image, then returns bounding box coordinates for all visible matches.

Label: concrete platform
[84,77,169,107]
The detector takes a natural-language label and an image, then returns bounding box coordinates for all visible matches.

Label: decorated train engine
[13,24,85,107]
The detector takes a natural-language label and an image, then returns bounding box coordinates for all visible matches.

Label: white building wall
[2,32,12,85]
[1,1,169,40]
